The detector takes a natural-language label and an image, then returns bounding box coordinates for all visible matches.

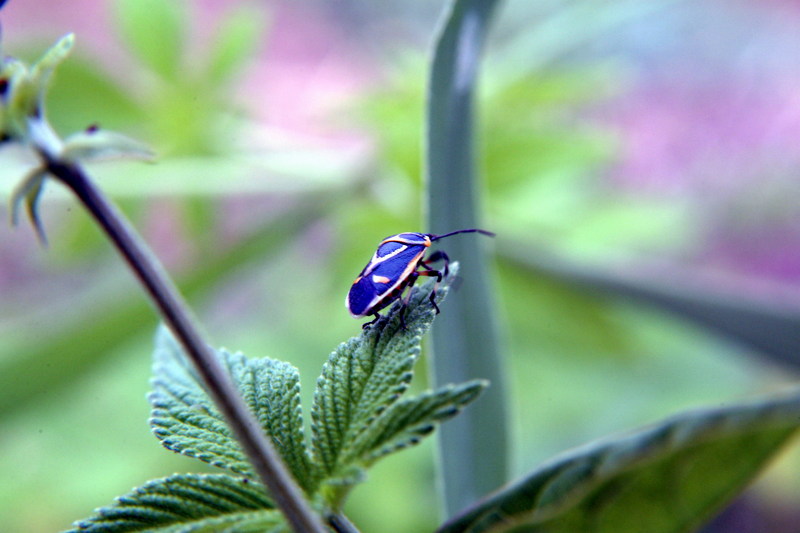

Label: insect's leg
[362,312,381,329]
[417,250,451,314]
[415,268,444,314]
[420,250,450,278]
[398,272,420,329]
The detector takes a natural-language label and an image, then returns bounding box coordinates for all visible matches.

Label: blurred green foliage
[1,1,799,532]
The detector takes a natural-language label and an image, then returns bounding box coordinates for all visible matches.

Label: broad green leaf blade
[310,269,456,490]
[437,387,800,533]
[66,473,281,533]
[351,379,488,465]
[501,244,800,368]
[426,0,508,517]
[149,327,316,491]
[150,330,252,476]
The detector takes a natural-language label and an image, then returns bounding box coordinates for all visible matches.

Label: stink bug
[346,229,495,327]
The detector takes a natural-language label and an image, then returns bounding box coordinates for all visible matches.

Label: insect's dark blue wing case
[370,245,425,283]
[346,243,426,317]
[347,276,379,317]
[346,229,492,323]
[375,240,407,258]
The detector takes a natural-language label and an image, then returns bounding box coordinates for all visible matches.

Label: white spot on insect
[372,275,392,284]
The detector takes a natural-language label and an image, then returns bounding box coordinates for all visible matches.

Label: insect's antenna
[429,228,495,241]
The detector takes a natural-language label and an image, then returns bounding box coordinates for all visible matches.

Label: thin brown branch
[42,155,326,533]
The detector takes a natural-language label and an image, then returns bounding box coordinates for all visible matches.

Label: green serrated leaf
[310,267,458,490]
[66,473,281,533]
[230,348,318,492]
[115,0,184,79]
[352,379,488,465]
[149,327,316,491]
[437,386,800,533]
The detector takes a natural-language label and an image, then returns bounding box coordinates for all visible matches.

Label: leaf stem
[425,0,508,517]
[41,155,326,533]
[327,512,362,533]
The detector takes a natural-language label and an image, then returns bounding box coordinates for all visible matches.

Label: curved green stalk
[425,0,509,518]
[39,155,326,533]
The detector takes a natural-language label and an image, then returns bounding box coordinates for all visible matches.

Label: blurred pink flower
[239,4,374,137]
[606,81,800,193]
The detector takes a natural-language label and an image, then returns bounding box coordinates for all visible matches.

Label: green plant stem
[327,512,361,533]
[425,0,508,518]
[41,155,326,533]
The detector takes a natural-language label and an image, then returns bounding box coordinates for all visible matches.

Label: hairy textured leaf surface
[438,386,800,533]
[149,328,315,490]
[67,473,280,533]
[351,379,488,464]
[310,267,484,493]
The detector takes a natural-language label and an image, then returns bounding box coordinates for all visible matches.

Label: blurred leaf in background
[0,1,372,531]
[356,0,800,530]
